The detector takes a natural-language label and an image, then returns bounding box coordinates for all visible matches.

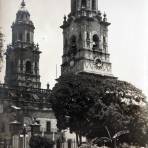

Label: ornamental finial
[103,12,107,22]
[21,0,26,7]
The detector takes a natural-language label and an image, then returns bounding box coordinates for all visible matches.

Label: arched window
[27,33,30,42]
[20,14,24,20]
[71,36,76,45]
[86,32,90,47]
[93,34,99,50]
[1,122,5,132]
[35,62,38,68]
[103,36,106,43]
[0,104,3,113]
[34,62,38,74]
[81,0,87,8]
[68,139,72,148]
[56,140,61,148]
[46,121,51,133]
[25,61,32,74]
[12,33,17,43]
[25,14,28,20]
[70,35,77,54]
[92,0,96,10]
[20,60,23,71]
[11,61,14,73]
[103,36,107,50]
[19,33,23,41]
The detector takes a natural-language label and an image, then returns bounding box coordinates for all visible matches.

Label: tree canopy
[50,73,148,146]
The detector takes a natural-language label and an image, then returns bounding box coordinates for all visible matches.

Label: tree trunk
[76,133,79,147]
[79,133,82,145]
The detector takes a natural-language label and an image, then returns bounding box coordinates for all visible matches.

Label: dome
[15,0,33,25]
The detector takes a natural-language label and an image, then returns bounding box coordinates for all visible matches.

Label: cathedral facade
[0,0,114,148]
[0,1,58,148]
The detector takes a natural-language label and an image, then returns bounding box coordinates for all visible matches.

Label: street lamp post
[30,122,40,136]
[21,125,27,148]
[10,120,41,148]
[9,120,22,148]
[0,138,5,148]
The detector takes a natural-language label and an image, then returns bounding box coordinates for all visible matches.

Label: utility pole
[0,28,4,72]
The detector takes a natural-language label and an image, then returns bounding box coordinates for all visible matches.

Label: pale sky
[0,0,148,97]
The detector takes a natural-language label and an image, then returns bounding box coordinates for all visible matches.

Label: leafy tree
[50,73,148,146]
[29,136,54,148]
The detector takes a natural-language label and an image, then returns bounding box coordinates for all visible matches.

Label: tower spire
[5,0,41,88]
[61,0,112,77]
[21,0,26,7]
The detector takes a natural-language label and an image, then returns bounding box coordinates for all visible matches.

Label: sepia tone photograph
[0,0,148,147]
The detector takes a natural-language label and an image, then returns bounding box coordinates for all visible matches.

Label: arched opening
[81,0,87,8]
[95,58,102,67]
[93,34,99,50]
[68,139,72,148]
[20,60,23,71]
[27,32,30,42]
[1,122,5,132]
[19,33,23,41]
[25,14,28,20]
[86,32,90,47]
[46,121,51,133]
[70,35,77,54]
[20,14,24,20]
[34,62,38,74]
[35,62,37,68]
[12,33,17,43]
[103,36,106,49]
[11,61,14,73]
[25,61,32,74]
[92,0,96,10]
[56,140,61,148]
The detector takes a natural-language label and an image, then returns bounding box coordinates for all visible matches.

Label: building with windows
[0,1,58,148]
[0,0,115,148]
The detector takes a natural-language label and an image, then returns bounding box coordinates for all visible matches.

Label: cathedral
[0,0,114,148]
[0,1,58,148]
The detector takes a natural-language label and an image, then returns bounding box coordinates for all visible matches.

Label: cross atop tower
[21,0,26,7]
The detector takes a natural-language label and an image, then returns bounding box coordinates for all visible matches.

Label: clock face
[94,58,102,68]
[70,60,75,67]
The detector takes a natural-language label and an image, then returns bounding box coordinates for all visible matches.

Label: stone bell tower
[5,0,41,88]
[61,0,113,77]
